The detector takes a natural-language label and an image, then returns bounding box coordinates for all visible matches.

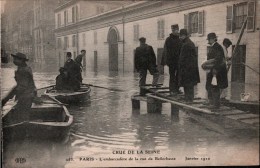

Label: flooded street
[1,65,259,167]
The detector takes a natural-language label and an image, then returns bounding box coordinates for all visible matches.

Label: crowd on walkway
[134,24,232,109]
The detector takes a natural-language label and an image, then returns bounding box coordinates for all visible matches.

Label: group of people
[134,24,232,109]
[56,50,86,91]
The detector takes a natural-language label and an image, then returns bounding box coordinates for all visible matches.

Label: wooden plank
[226,114,259,120]
[131,95,147,102]
[146,94,215,114]
[239,118,259,125]
[188,112,226,135]
[219,110,247,116]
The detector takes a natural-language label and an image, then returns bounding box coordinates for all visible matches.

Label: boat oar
[36,84,55,90]
[86,84,125,92]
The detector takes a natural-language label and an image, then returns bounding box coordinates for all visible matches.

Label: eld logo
[15,158,26,164]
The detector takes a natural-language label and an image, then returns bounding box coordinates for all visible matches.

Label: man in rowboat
[64,52,81,91]
[2,52,37,123]
[74,49,86,84]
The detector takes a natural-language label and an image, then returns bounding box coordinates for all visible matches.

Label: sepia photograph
[1,0,259,167]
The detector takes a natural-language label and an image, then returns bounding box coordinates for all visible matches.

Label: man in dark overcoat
[64,52,80,91]
[74,49,86,83]
[134,37,159,92]
[2,52,37,125]
[178,29,200,102]
[161,24,182,95]
[205,33,228,109]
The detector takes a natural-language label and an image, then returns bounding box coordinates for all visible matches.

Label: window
[157,19,165,40]
[184,11,204,36]
[94,31,97,44]
[82,33,86,46]
[64,36,68,49]
[57,38,61,48]
[96,6,105,14]
[226,1,255,33]
[72,6,78,23]
[72,35,76,47]
[94,51,98,72]
[234,3,247,29]
[64,10,68,25]
[133,24,139,41]
[57,14,61,28]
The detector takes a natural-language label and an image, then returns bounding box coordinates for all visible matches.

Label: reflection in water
[1,66,259,167]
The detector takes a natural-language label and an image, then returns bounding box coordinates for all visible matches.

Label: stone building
[2,0,57,65]
[55,0,259,100]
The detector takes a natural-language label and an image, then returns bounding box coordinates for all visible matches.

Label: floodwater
[1,64,259,168]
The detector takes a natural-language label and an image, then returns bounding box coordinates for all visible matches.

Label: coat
[64,59,81,90]
[161,33,182,67]
[134,44,157,72]
[178,37,200,87]
[206,42,228,90]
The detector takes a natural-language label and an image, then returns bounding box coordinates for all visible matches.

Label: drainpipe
[122,5,125,74]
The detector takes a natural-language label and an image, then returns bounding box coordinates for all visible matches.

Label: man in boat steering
[2,52,37,123]
[64,52,81,91]
[74,49,86,84]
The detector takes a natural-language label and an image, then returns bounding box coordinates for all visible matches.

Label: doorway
[107,27,119,71]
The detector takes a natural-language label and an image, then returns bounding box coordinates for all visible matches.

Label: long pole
[227,18,247,72]
[122,5,125,74]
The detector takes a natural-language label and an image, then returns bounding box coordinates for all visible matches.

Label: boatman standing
[134,37,159,95]
[74,49,86,84]
[2,52,37,123]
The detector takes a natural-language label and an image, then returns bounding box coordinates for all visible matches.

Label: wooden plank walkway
[131,85,259,134]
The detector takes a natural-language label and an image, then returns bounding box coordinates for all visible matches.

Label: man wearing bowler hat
[2,52,36,124]
[205,33,228,109]
[161,24,182,96]
[134,37,159,94]
[178,29,200,102]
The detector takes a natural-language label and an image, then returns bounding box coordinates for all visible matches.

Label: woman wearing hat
[2,52,36,124]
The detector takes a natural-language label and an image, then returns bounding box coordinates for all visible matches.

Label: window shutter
[137,24,139,40]
[247,1,255,32]
[162,19,165,39]
[226,5,233,33]
[198,10,204,36]
[184,14,188,31]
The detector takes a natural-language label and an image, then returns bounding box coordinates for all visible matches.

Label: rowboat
[44,83,91,104]
[221,99,259,114]
[2,96,73,142]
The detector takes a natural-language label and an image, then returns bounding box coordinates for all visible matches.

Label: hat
[171,24,179,30]
[11,52,29,61]
[207,33,217,40]
[223,38,232,46]
[179,29,188,36]
[139,37,146,42]
[67,52,72,57]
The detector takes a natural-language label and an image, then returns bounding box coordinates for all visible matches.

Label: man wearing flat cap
[161,24,182,95]
[134,37,159,94]
[205,32,228,109]
[178,29,200,102]
[2,52,36,125]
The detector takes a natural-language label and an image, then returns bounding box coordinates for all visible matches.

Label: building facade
[3,0,57,65]
[55,0,259,100]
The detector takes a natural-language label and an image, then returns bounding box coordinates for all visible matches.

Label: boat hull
[44,84,91,104]
[2,97,73,142]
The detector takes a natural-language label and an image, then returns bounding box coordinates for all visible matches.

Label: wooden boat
[221,99,259,114]
[44,83,91,104]
[2,96,73,142]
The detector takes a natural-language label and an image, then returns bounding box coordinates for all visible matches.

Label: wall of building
[56,0,259,100]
